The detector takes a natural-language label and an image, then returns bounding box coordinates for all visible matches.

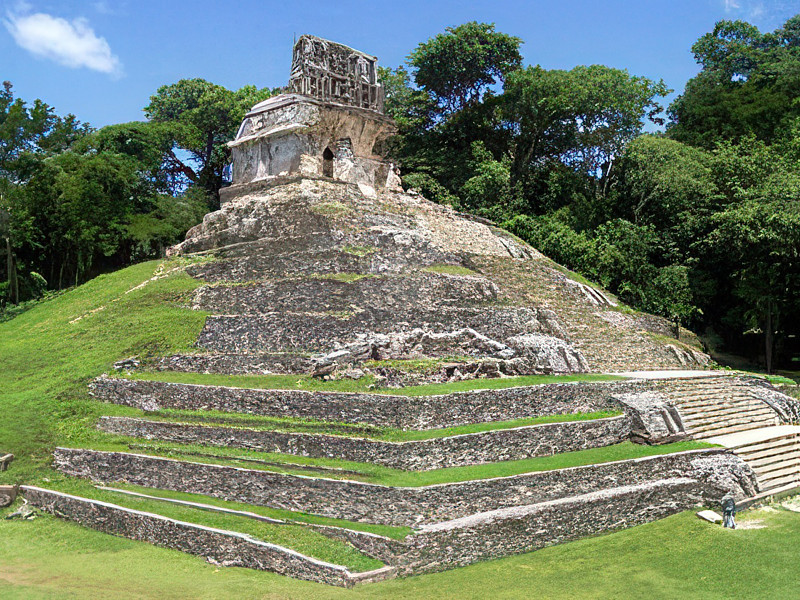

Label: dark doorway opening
[322,147,334,178]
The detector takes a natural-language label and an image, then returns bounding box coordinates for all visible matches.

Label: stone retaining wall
[325,478,708,574]
[90,376,637,429]
[185,231,462,283]
[192,272,499,315]
[395,478,705,574]
[198,306,548,354]
[21,486,380,587]
[151,353,317,376]
[97,415,631,471]
[53,447,754,527]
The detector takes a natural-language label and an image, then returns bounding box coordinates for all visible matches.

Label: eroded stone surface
[168,178,710,374]
[53,447,751,527]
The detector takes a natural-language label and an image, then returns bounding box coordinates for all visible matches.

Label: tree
[616,135,717,228]
[73,121,180,194]
[668,17,800,148]
[0,82,90,303]
[707,199,800,372]
[459,141,516,218]
[502,65,668,189]
[408,22,522,114]
[691,20,765,80]
[144,79,273,201]
[648,265,698,339]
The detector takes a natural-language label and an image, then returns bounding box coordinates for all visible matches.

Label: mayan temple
[21,36,800,587]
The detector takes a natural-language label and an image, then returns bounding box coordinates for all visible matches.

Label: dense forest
[1,17,798,371]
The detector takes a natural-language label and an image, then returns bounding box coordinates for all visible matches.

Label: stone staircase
[660,376,800,498]
[707,426,800,495]
[664,377,781,439]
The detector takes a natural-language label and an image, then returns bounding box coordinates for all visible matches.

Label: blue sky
[2,0,798,128]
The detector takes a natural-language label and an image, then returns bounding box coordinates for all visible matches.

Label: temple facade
[226,35,400,196]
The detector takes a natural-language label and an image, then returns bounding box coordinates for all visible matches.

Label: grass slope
[0,260,207,483]
[2,506,798,599]
[37,479,383,571]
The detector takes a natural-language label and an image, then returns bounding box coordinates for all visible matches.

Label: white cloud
[93,2,113,15]
[3,11,122,76]
[720,0,794,23]
[749,2,765,18]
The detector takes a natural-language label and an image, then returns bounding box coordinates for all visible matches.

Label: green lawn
[2,505,798,599]
[31,479,383,572]
[125,409,623,442]
[69,439,713,487]
[122,370,626,396]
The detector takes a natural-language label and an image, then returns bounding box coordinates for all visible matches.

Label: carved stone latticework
[289,35,384,112]
[226,35,398,197]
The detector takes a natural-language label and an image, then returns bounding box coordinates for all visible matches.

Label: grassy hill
[1,258,799,598]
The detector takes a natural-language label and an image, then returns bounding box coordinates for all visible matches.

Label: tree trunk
[167,149,199,183]
[5,237,18,305]
[765,299,774,375]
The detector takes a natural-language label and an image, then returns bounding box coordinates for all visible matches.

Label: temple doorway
[322,147,334,177]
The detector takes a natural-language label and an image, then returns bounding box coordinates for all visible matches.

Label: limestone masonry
[33,35,800,586]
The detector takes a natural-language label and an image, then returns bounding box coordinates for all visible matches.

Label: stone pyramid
[23,35,800,588]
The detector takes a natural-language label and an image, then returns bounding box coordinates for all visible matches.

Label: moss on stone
[309,201,352,216]
[423,264,479,276]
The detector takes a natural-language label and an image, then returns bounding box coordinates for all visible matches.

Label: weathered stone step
[671,393,755,408]
[677,402,770,418]
[677,401,759,415]
[735,435,800,456]
[687,420,777,439]
[685,410,779,427]
[674,393,749,404]
[666,390,753,403]
[756,468,800,488]
[758,472,800,491]
[97,415,630,471]
[676,399,750,411]
[22,486,393,587]
[682,412,779,430]
[752,459,800,478]
[52,446,753,528]
[663,379,747,391]
[680,409,777,427]
[686,412,779,432]
[743,448,800,468]
[192,272,500,315]
[90,376,628,430]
